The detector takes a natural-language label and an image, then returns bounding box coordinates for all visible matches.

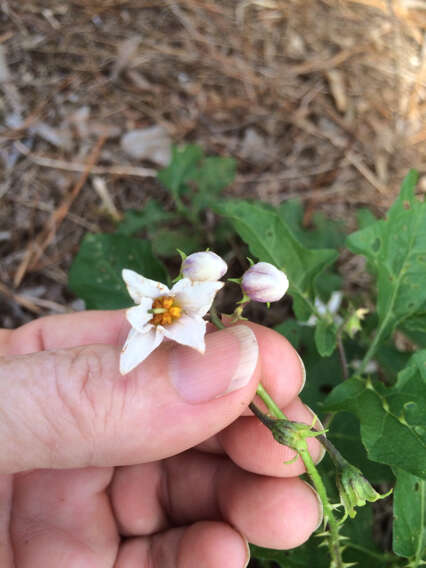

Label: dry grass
[0,0,425,326]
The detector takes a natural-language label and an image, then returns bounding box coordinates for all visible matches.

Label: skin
[0,311,323,567]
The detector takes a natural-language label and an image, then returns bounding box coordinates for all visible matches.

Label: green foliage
[157,144,204,201]
[314,318,338,357]
[278,200,343,300]
[117,145,237,257]
[68,234,167,309]
[356,207,377,230]
[392,468,425,560]
[150,227,202,257]
[216,200,338,322]
[250,539,329,567]
[323,350,426,479]
[67,148,425,568]
[116,199,176,236]
[347,170,426,342]
[158,143,236,218]
[279,200,346,251]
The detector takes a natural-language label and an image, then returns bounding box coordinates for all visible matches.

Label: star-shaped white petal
[119,268,224,374]
[120,327,164,374]
[161,314,207,353]
[172,278,224,317]
[122,269,170,303]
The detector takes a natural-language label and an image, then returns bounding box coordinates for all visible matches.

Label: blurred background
[1,0,425,327]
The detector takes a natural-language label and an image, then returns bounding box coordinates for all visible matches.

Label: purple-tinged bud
[182,251,227,282]
[241,262,289,303]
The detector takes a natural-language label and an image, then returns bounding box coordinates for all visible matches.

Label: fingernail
[296,352,306,394]
[169,325,258,404]
[304,404,326,464]
[302,480,324,531]
[242,534,250,568]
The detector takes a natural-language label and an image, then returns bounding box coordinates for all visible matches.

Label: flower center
[150,296,182,326]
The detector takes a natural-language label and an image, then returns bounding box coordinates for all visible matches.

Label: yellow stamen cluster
[150,296,182,326]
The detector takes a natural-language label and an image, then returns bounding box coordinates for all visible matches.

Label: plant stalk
[251,393,345,568]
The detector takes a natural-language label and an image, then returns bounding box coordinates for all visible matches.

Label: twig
[0,281,42,315]
[345,151,387,194]
[14,141,157,178]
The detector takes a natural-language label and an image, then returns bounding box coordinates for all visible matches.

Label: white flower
[241,262,289,303]
[303,291,343,327]
[182,251,227,282]
[351,359,378,374]
[120,269,224,374]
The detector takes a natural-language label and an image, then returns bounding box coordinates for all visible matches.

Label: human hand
[0,310,323,567]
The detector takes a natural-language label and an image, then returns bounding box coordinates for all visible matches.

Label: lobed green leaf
[347,170,426,341]
[324,350,426,478]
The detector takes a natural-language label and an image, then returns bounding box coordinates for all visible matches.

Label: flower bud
[241,262,289,303]
[181,251,227,282]
[336,462,392,520]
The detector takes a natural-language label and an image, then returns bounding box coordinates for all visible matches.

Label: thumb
[0,325,259,473]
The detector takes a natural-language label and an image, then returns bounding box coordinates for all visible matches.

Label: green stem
[357,323,386,376]
[255,382,288,420]
[252,391,345,568]
[210,306,225,330]
[210,306,344,565]
[298,440,344,568]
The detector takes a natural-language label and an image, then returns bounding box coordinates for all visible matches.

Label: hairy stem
[297,440,345,568]
[210,306,344,566]
[251,397,345,568]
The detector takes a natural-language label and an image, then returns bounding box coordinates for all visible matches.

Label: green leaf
[314,317,338,357]
[150,227,203,258]
[399,311,426,348]
[328,413,393,484]
[191,156,235,210]
[217,200,338,320]
[275,319,304,350]
[275,322,343,411]
[392,467,426,559]
[278,200,343,300]
[157,144,204,198]
[324,350,426,478]
[342,505,393,566]
[356,207,377,230]
[278,200,346,250]
[376,342,412,382]
[347,170,426,341]
[116,200,176,236]
[68,234,168,309]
